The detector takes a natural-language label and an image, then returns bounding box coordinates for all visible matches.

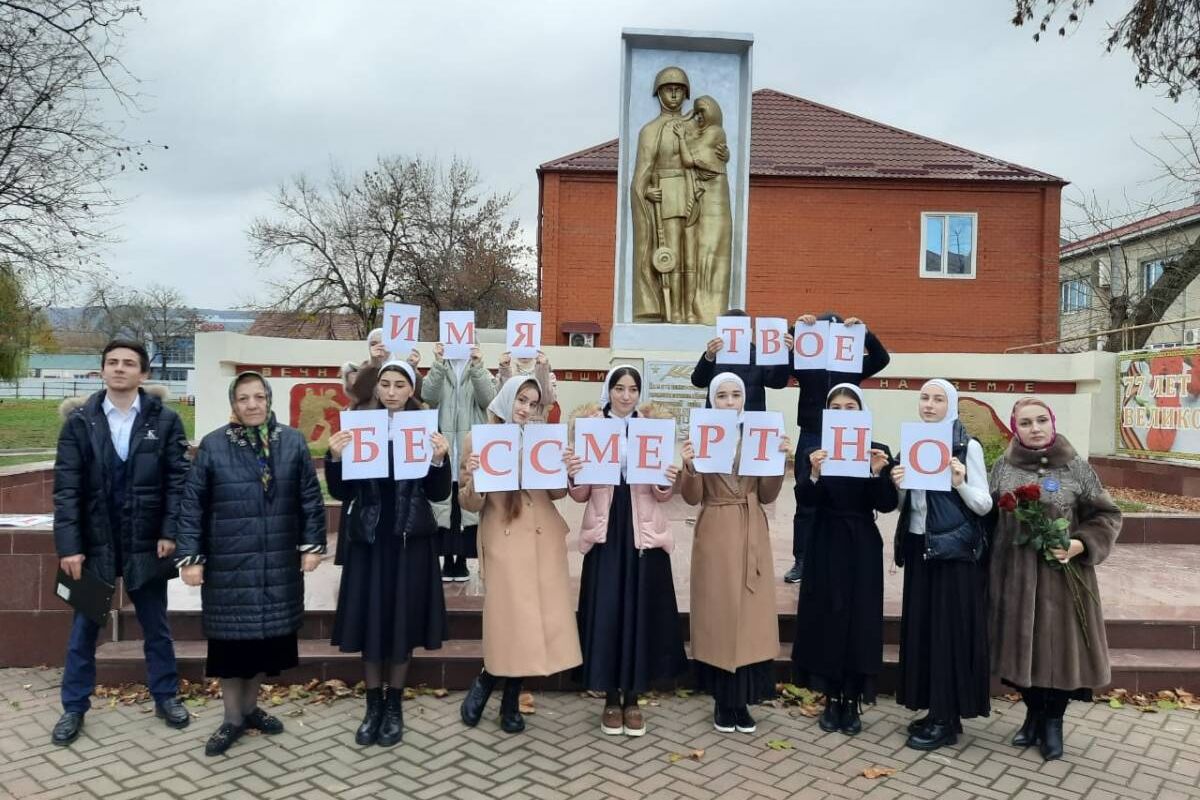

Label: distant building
[1059,203,1200,351]
[26,353,102,379]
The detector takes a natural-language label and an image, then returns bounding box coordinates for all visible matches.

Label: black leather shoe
[783,561,803,584]
[906,714,932,735]
[460,671,497,727]
[1011,708,1042,747]
[377,687,404,747]
[907,720,958,751]
[713,704,736,733]
[1039,717,1064,761]
[734,706,757,734]
[204,722,244,757]
[51,712,83,746]
[839,698,862,736]
[244,707,284,735]
[155,698,191,729]
[356,688,384,745]
[818,698,841,733]
[499,679,525,734]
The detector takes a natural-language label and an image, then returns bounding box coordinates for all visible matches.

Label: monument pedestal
[611,322,714,352]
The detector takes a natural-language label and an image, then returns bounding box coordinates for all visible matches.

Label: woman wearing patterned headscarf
[890,379,992,751]
[175,371,327,757]
[988,397,1121,762]
[791,383,897,738]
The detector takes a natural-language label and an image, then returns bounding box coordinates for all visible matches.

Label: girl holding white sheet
[325,360,451,748]
[677,373,791,734]
[791,383,897,737]
[890,379,991,752]
[566,365,687,738]
[457,375,582,734]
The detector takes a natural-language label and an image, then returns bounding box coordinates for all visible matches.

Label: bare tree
[249,155,535,337]
[80,278,199,373]
[1060,115,1200,351]
[0,1,157,301]
[1012,0,1200,100]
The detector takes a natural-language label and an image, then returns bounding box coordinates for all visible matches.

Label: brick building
[538,88,1065,352]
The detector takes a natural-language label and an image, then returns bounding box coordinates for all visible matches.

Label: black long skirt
[332,531,447,663]
[896,533,991,721]
[575,481,688,695]
[438,482,478,559]
[207,634,298,679]
[696,661,775,709]
[790,511,883,704]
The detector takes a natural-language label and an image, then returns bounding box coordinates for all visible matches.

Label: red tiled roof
[540,88,1062,183]
[247,311,365,341]
[1061,203,1200,255]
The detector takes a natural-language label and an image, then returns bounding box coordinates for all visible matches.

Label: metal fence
[0,379,191,401]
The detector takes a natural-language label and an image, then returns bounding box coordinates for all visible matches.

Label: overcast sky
[93,0,1194,308]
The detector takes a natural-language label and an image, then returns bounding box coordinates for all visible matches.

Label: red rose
[998,492,1017,512]
[1014,484,1041,502]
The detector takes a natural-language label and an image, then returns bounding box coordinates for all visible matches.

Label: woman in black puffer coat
[175,371,326,757]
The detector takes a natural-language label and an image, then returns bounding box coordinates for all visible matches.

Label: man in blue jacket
[51,340,192,745]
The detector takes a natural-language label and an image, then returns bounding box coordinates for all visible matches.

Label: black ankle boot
[460,670,497,727]
[1039,717,1064,761]
[499,678,525,734]
[376,686,404,747]
[355,688,384,746]
[839,696,862,736]
[818,697,842,733]
[907,719,958,751]
[1011,707,1042,747]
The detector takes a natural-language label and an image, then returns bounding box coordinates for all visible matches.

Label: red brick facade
[537,90,1064,353]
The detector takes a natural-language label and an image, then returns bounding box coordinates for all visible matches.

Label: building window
[920,213,977,278]
[1060,279,1091,313]
[1141,258,1167,294]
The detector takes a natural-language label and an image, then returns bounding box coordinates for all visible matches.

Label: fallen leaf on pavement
[863,767,897,780]
[766,739,792,751]
[667,749,705,763]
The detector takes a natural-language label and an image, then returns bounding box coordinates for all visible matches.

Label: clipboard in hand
[54,567,115,626]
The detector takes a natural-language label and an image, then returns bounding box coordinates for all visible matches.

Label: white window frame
[919,212,978,280]
[1059,278,1091,314]
[1140,257,1167,295]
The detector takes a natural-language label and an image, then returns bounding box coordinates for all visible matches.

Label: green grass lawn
[0,398,196,449]
[0,453,55,468]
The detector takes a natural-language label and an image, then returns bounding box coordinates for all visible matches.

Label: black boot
[907,719,958,751]
[839,695,862,736]
[1039,717,1064,761]
[460,670,497,727]
[498,678,525,734]
[376,686,404,747]
[355,688,384,746]
[818,697,841,733]
[905,713,932,736]
[1012,707,1042,747]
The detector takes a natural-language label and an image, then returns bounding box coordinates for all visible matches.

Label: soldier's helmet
[652,66,690,98]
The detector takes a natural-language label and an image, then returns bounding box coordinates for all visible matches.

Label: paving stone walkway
[2,668,1199,800]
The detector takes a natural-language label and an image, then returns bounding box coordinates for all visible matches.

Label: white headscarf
[488,375,541,424]
[919,378,959,422]
[378,359,416,391]
[367,327,383,350]
[708,372,747,419]
[826,382,866,409]
[600,364,641,410]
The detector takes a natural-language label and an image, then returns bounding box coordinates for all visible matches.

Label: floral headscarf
[228,371,276,496]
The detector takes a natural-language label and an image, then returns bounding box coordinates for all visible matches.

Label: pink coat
[568,481,675,554]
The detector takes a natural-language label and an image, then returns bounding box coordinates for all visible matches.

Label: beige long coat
[988,434,1122,691]
[678,464,783,672]
[459,435,582,677]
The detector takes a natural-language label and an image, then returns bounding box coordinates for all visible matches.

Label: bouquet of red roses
[997,483,1099,649]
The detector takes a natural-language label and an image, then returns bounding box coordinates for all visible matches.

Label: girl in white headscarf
[678,373,791,734]
[888,379,992,751]
[565,365,687,738]
[457,376,582,735]
[791,383,898,738]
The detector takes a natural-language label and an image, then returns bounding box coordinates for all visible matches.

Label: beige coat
[459,435,582,677]
[678,463,783,673]
[988,434,1122,691]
